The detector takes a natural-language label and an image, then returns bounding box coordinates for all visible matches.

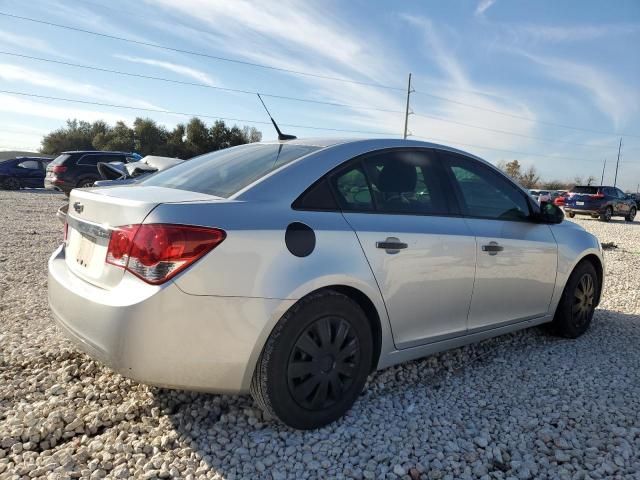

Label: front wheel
[599,206,613,222]
[251,291,373,429]
[625,207,636,222]
[550,261,598,338]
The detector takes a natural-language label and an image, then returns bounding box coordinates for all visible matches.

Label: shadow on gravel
[154,309,640,478]
[1,188,65,195]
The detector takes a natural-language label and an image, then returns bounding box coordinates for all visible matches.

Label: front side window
[444,154,531,221]
[142,143,319,197]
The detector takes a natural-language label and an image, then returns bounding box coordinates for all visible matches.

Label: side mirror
[538,201,564,224]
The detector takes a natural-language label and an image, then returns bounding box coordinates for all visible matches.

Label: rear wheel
[550,261,598,338]
[567,212,575,218]
[77,178,98,188]
[625,207,636,222]
[2,177,20,190]
[251,291,373,429]
[600,206,613,222]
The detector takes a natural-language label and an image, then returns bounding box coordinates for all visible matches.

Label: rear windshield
[572,186,599,194]
[49,154,71,166]
[141,143,320,197]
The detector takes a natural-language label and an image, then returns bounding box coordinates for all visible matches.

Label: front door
[330,148,476,348]
[440,152,558,330]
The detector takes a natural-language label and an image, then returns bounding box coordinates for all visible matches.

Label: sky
[0,0,639,190]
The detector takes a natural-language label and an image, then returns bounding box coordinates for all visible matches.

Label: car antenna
[257,93,297,141]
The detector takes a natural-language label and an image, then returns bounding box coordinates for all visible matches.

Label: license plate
[75,234,96,268]
[576,201,584,206]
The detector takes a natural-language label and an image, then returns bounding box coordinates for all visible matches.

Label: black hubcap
[287,316,360,410]
[573,273,595,328]
[605,208,612,220]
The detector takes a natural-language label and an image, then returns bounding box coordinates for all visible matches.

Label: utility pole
[403,73,414,139]
[600,159,606,185]
[613,137,622,187]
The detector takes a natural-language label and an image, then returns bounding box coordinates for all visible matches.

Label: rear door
[439,151,558,331]
[16,159,44,187]
[332,148,476,348]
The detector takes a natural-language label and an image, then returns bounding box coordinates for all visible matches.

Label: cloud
[113,54,219,86]
[514,23,640,42]
[0,31,62,57]
[0,63,161,110]
[510,51,638,127]
[475,0,496,17]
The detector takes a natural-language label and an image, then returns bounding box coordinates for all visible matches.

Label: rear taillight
[64,221,68,243]
[51,165,67,173]
[106,224,225,284]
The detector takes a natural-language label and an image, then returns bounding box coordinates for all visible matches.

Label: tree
[519,165,540,189]
[40,117,261,157]
[501,160,522,181]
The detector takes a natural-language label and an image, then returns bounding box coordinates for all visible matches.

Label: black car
[564,185,636,222]
[45,151,141,195]
[0,157,52,190]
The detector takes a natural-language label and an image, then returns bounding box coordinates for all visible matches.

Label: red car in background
[554,191,568,206]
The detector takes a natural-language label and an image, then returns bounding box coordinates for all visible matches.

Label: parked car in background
[0,157,52,189]
[554,191,569,207]
[49,138,604,429]
[45,151,141,196]
[529,189,551,204]
[94,155,184,187]
[564,186,636,222]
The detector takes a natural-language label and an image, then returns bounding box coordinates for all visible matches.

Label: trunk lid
[64,186,221,288]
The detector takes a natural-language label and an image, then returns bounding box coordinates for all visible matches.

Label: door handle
[481,242,504,255]
[376,237,408,252]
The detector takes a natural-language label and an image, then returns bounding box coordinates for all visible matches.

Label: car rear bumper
[564,207,604,215]
[48,245,294,393]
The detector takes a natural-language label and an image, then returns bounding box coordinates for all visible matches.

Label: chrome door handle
[482,242,504,255]
[376,237,408,252]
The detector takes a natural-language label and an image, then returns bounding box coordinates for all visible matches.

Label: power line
[0,11,404,92]
[0,51,405,115]
[0,89,399,136]
[2,51,629,152]
[413,91,640,139]
[413,112,618,149]
[412,135,639,164]
[3,10,639,140]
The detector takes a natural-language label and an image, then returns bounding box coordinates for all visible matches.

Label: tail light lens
[106,224,226,284]
[51,165,67,173]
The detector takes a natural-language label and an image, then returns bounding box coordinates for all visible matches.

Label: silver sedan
[48,138,604,429]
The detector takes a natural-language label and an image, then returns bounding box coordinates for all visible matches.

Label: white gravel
[1,189,639,480]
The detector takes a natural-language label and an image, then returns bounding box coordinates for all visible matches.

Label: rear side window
[293,179,338,210]
[331,165,374,211]
[17,160,40,169]
[78,154,124,166]
[141,144,319,198]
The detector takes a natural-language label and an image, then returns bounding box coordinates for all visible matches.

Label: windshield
[141,143,320,197]
[50,154,71,166]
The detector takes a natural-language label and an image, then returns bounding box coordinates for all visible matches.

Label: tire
[251,290,373,430]
[77,178,98,188]
[550,261,598,339]
[625,207,636,222]
[2,177,21,190]
[567,212,575,218]
[599,206,613,222]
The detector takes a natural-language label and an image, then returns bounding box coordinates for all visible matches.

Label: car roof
[61,150,133,154]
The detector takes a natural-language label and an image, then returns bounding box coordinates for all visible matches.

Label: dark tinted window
[361,149,449,214]
[444,154,530,221]
[615,188,626,199]
[49,154,71,166]
[331,164,374,211]
[78,154,124,166]
[142,144,319,197]
[293,179,338,210]
[572,186,600,195]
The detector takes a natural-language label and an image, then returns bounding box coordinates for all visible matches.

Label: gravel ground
[1,189,639,480]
